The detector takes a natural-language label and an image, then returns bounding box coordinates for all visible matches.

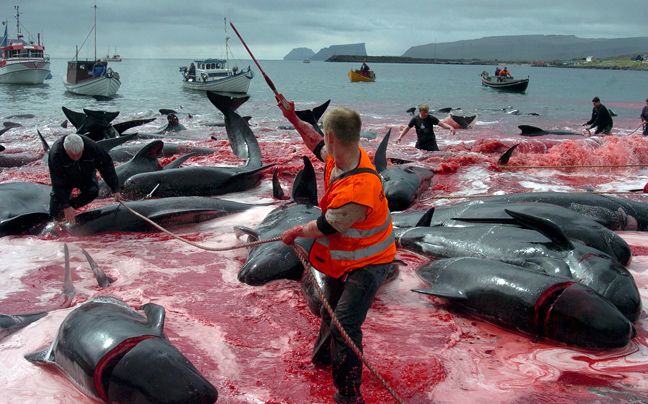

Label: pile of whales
[1,91,647,402]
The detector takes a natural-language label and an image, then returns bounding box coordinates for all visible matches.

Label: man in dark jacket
[48,134,121,224]
[583,96,614,135]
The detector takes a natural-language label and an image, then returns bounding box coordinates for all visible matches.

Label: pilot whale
[375,129,434,211]
[395,210,642,321]
[25,296,217,404]
[413,257,636,349]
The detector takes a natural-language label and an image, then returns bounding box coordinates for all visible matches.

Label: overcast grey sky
[2,1,646,60]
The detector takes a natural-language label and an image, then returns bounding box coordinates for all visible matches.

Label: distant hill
[284,43,366,61]
[402,35,648,61]
[283,47,315,61]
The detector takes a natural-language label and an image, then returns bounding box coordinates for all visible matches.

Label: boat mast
[93,4,97,61]
[224,18,229,69]
[14,5,22,41]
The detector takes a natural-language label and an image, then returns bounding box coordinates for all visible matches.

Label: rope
[291,245,406,404]
[120,200,406,402]
[500,163,648,169]
[420,189,644,202]
[119,201,280,251]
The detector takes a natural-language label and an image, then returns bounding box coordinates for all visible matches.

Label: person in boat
[276,93,395,404]
[494,66,501,76]
[48,134,121,225]
[360,60,370,76]
[92,59,106,77]
[640,97,648,136]
[187,63,196,80]
[499,67,510,77]
[396,104,456,151]
[158,113,186,133]
[583,96,613,135]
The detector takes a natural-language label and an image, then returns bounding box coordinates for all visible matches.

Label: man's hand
[281,224,305,245]
[276,94,296,120]
[63,207,76,225]
[114,191,123,203]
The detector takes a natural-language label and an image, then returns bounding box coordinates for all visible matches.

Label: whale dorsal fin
[505,209,574,250]
[140,303,165,331]
[374,129,392,173]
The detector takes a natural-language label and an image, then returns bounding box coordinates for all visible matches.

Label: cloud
[3,0,645,60]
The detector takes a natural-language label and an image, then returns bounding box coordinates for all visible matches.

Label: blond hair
[418,104,430,113]
[322,107,361,145]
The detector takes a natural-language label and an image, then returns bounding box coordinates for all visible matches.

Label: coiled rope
[119,201,406,403]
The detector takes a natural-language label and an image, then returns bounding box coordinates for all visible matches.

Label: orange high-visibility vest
[309,147,396,278]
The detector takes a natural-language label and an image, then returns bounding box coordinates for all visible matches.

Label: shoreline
[326,55,648,71]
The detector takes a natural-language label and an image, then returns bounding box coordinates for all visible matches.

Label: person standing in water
[396,104,456,151]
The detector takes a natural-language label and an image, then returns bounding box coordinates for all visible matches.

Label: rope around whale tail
[119,201,407,404]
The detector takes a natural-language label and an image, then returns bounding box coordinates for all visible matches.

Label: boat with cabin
[63,5,120,98]
[104,47,122,62]
[348,69,375,82]
[481,71,529,92]
[179,19,253,93]
[0,6,51,85]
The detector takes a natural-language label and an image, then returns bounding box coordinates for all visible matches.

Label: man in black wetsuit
[396,104,456,151]
[48,134,121,224]
[583,96,614,135]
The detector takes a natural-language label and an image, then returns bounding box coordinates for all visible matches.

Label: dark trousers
[593,124,612,135]
[311,262,390,397]
[49,176,99,219]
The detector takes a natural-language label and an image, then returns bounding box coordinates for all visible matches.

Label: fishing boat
[63,5,120,98]
[348,69,375,82]
[481,71,529,92]
[179,19,253,93]
[104,47,122,62]
[303,58,310,63]
[0,6,51,85]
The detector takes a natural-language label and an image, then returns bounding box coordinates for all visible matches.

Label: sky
[2,0,647,61]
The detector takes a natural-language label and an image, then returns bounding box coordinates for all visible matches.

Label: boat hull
[481,71,529,92]
[348,69,375,82]
[182,70,253,93]
[63,75,121,97]
[0,61,51,84]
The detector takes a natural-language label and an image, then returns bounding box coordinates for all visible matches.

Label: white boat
[0,6,51,85]
[104,47,122,62]
[63,5,120,98]
[179,19,253,93]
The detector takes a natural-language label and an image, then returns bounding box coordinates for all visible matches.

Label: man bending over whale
[48,134,122,224]
[277,94,395,404]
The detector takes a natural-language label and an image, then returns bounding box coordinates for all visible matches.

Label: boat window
[210,63,215,69]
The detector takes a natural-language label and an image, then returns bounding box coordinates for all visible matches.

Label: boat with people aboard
[179,19,253,93]
[104,46,121,62]
[348,69,375,82]
[63,5,120,98]
[481,70,529,92]
[0,6,51,85]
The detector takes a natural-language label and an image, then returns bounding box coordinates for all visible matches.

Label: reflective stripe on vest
[317,228,395,261]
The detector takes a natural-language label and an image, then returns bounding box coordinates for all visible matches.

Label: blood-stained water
[1,104,648,403]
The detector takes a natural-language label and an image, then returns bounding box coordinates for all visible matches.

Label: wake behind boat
[63,5,120,98]
[0,6,51,85]
[481,70,529,92]
[179,18,253,94]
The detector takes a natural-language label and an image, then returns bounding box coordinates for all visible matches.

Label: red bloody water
[1,114,648,404]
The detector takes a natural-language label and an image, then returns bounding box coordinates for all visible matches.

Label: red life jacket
[309,147,396,278]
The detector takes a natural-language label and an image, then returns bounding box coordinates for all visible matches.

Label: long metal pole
[93,5,97,61]
[229,22,289,109]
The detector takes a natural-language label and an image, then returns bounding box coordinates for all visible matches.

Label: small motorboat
[481,71,529,92]
[63,5,120,98]
[348,69,375,82]
[179,19,253,94]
